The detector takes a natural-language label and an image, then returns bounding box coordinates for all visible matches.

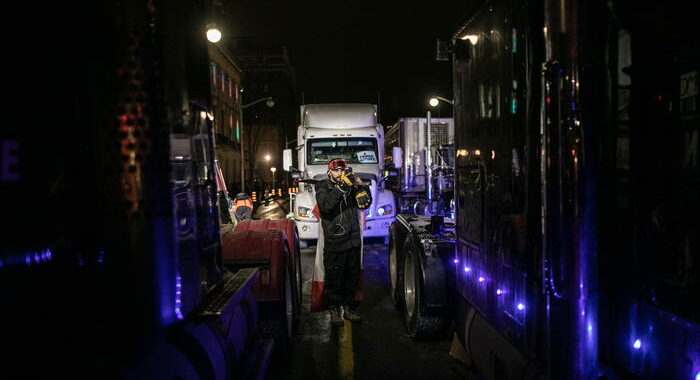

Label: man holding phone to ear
[315,158,372,326]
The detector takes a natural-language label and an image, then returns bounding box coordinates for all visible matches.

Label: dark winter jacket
[315,177,372,252]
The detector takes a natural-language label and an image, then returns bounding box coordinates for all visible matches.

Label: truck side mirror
[392,147,403,169]
[283,149,293,172]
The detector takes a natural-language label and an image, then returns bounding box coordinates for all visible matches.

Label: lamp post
[264,154,271,188]
[428,95,454,119]
[239,97,274,192]
[428,96,454,106]
[270,167,277,192]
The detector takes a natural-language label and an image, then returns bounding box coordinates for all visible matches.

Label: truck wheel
[234,219,302,318]
[388,224,404,308]
[294,230,303,316]
[403,238,448,340]
[259,247,294,358]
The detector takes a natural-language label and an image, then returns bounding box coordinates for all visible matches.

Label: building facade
[208,43,244,194]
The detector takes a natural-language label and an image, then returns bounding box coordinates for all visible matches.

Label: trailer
[391,0,700,379]
[451,0,700,378]
[384,116,455,217]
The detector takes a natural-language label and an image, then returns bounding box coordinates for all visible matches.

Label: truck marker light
[175,275,184,320]
[633,339,642,350]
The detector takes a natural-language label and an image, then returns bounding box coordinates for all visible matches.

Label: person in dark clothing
[315,158,372,326]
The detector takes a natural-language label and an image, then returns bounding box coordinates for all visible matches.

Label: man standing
[315,158,372,326]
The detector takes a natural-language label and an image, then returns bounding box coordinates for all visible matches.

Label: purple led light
[175,275,184,320]
[496,288,503,295]
[464,266,471,273]
[453,258,459,264]
[633,339,641,350]
[695,371,699,380]
[517,303,525,311]
[478,276,485,283]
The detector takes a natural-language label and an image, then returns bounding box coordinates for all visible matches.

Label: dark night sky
[225,1,477,125]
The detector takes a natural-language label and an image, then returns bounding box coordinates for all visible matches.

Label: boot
[343,306,363,323]
[329,306,345,326]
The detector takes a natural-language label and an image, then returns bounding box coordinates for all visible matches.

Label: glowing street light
[271,167,277,190]
[206,25,222,43]
[265,154,271,162]
[429,96,454,106]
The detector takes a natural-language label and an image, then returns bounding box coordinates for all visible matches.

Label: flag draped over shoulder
[310,204,365,312]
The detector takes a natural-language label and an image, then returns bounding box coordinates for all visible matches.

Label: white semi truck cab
[283,103,396,244]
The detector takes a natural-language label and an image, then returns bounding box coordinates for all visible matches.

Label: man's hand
[340,173,354,187]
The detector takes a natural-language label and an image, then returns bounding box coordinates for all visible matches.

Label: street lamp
[206,25,222,43]
[428,96,454,119]
[270,167,277,191]
[239,97,275,192]
[243,96,274,109]
[428,96,454,106]
[264,154,271,188]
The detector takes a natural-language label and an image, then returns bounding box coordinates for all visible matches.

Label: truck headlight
[377,204,393,216]
[297,206,314,219]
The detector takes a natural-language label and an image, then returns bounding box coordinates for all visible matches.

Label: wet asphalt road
[255,199,478,380]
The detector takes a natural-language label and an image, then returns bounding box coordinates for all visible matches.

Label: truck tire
[258,250,294,358]
[388,223,405,308]
[403,236,449,340]
[220,229,295,356]
[235,219,302,318]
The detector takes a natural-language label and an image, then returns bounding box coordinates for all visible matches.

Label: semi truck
[390,0,699,379]
[283,103,396,245]
[1,2,291,378]
[384,116,455,217]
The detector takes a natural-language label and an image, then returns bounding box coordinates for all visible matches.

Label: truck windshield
[307,137,378,165]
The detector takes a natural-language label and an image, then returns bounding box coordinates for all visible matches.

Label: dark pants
[323,246,361,308]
